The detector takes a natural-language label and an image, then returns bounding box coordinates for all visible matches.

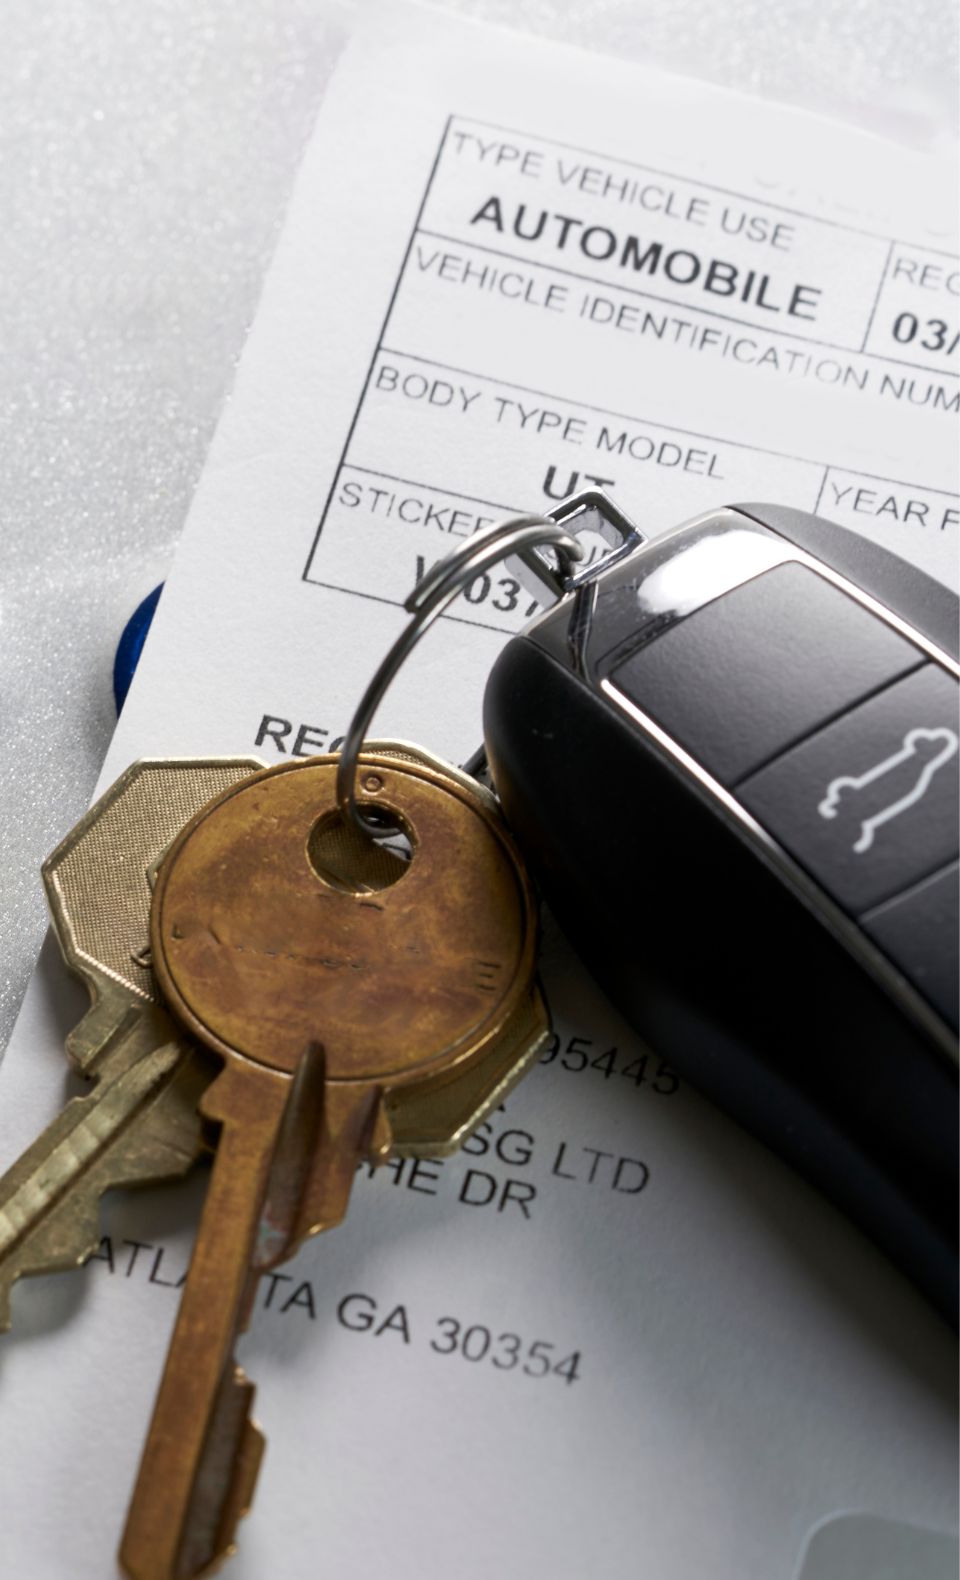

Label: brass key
[0,757,263,1327]
[120,748,548,1580]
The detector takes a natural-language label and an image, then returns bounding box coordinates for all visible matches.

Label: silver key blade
[0,758,265,1328]
[0,1026,212,1330]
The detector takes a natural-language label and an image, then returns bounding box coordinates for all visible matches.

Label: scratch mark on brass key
[252,1040,326,1266]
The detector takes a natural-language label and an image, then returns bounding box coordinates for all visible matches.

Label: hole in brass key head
[306,805,415,894]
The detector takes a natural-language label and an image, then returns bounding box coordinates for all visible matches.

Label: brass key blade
[119,750,547,1577]
[119,1044,347,1580]
[120,1059,283,1580]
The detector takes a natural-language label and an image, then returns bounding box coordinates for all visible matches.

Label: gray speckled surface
[0,0,956,1055]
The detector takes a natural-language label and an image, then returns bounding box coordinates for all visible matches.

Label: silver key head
[42,758,265,1072]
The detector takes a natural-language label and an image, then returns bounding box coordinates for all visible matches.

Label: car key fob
[482,490,959,1322]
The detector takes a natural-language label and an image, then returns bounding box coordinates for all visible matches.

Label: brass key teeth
[177,1363,265,1580]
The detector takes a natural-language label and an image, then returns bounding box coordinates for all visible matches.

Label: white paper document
[1,7,957,1578]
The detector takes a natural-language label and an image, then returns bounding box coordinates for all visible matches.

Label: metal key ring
[336,512,585,840]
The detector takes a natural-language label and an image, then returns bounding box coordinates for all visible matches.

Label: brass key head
[150,752,546,1152]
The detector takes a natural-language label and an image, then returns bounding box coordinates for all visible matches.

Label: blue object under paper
[113,584,163,713]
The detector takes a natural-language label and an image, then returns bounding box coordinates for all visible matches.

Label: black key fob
[482,490,959,1322]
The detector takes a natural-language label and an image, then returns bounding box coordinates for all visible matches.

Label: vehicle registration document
[0,5,957,1577]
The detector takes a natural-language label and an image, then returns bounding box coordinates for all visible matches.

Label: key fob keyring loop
[335,512,588,841]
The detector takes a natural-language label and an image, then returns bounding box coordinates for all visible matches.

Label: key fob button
[737,664,960,914]
[860,862,960,1030]
[610,561,924,786]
